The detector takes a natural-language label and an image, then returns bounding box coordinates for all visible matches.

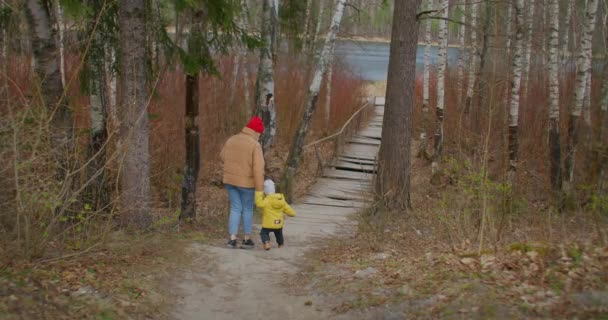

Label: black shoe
[241,239,255,249]
[227,239,237,248]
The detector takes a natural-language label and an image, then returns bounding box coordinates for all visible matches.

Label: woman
[220,116,265,248]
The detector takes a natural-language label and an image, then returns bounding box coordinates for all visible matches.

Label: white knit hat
[263,179,275,194]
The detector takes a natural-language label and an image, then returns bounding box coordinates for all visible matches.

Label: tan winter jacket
[220,127,265,191]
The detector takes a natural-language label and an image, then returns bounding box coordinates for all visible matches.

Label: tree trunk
[564,0,599,192]
[302,0,313,53]
[281,0,347,201]
[432,0,448,174]
[503,1,513,111]
[311,0,326,55]
[522,0,535,98]
[180,73,200,220]
[562,0,572,62]
[419,0,432,159]
[375,0,421,210]
[508,0,525,185]
[255,0,278,155]
[118,0,152,229]
[24,0,74,182]
[548,0,561,191]
[465,0,478,116]
[54,0,66,87]
[456,2,466,107]
[324,40,335,128]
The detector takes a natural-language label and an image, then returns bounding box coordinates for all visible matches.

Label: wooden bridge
[287,97,385,240]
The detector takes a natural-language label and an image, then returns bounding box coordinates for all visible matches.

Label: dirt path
[171,238,333,319]
[170,98,384,320]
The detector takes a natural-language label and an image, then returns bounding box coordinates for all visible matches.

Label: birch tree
[507,0,524,184]
[522,0,535,97]
[53,1,65,87]
[562,0,572,62]
[419,0,432,159]
[324,41,335,127]
[456,2,466,106]
[548,0,561,190]
[465,0,478,114]
[376,0,421,210]
[24,0,73,181]
[432,0,448,174]
[118,0,152,229]
[564,0,599,191]
[281,0,347,200]
[255,0,278,154]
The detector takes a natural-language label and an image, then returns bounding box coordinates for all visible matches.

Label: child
[254,179,296,250]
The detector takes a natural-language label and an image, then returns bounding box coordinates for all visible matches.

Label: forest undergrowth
[0,50,365,319]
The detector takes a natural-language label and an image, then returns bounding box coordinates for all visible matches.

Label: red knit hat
[246,116,264,133]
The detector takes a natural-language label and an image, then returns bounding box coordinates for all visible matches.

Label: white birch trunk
[255,0,278,154]
[456,2,466,106]
[282,0,347,200]
[562,0,572,61]
[432,0,449,174]
[324,41,334,127]
[54,0,66,87]
[302,0,313,53]
[422,0,432,112]
[465,0,478,112]
[548,0,561,190]
[508,0,525,183]
[419,0,433,158]
[565,0,599,190]
[503,1,513,110]
[522,0,535,97]
[311,0,326,54]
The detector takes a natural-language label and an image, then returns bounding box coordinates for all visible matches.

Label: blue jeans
[226,184,255,236]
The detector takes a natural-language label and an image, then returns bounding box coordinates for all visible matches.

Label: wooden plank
[308,186,370,201]
[349,137,381,145]
[343,143,380,157]
[329,160,376,173]
[313,177,372,192]
[338,156,376,165]
[357,128,383,139]
[300,195,367,208]
[292,203,360,215]
[323,168,375,181]
[374,97,385,106]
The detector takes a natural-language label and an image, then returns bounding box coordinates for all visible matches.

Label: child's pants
[260,228,284,245]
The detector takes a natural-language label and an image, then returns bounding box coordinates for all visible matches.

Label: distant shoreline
[338,36,464,48]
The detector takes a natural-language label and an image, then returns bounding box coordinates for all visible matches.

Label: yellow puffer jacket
[255,192,296,229]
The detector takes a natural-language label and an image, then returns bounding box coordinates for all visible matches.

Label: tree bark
[561,0,572,62]
[53,0,66,87]
[180,73,200,220]
[281,0,347,201]
[456,1,466,107]
[432,0,448,174]
[548,0,561,191]
[118,0,152,229]
[564,0,599,192]
[324,40,335,128]
[465,0,478,117]
[24,0,74,182]
[508,0,525,185]
[522,0,535,97]
[375,0,421,210]
[255,0,278,155]
[419,0,432,159]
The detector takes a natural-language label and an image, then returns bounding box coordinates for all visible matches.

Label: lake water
[335,40,462,81]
